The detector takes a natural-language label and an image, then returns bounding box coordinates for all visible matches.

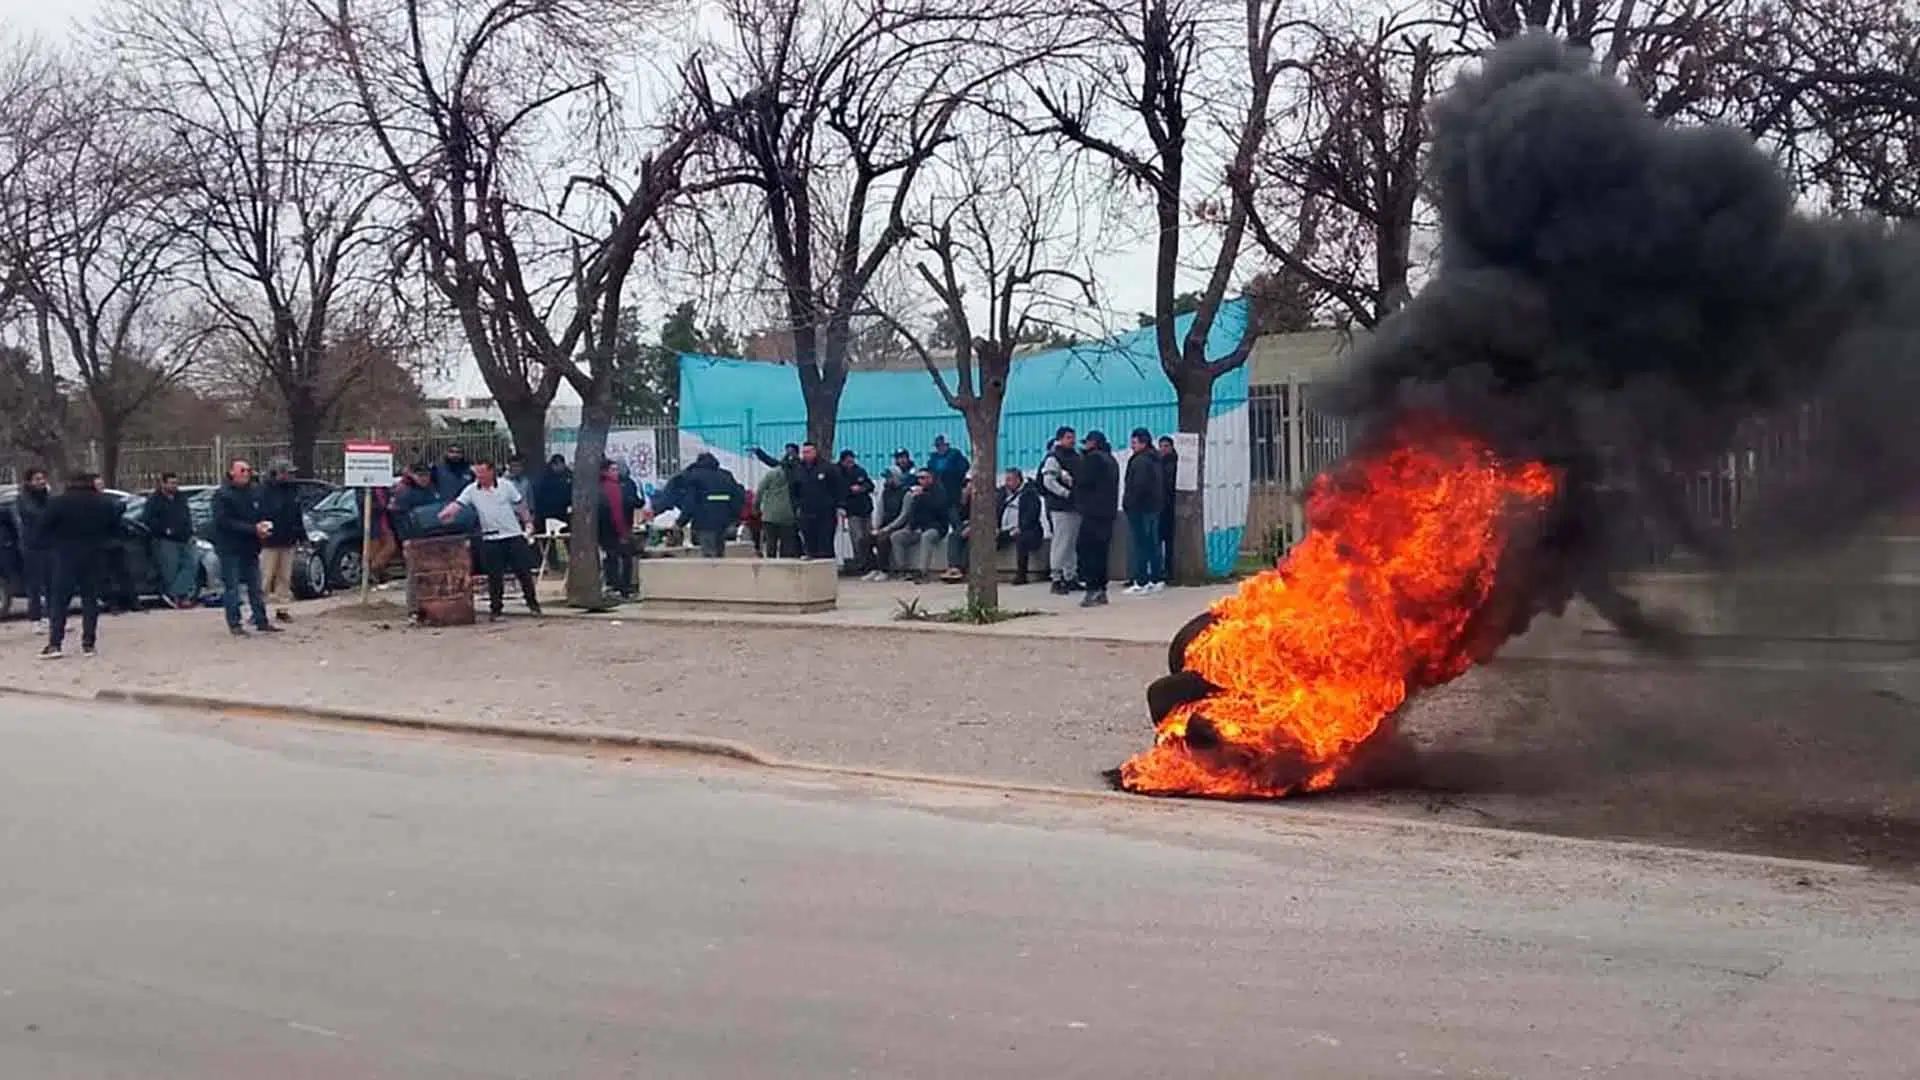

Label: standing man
[655,452,745,558]
[141,471,198,607]
[789,441,842,561]
[258,462,304,624]
[755,456,800,559]
[36,471,121,658]
[439,459,542,620]
[595,459,635,598]
[1040,427,1081,594]
[1000,467,1045,586]
[532,453,572,570]
[432,445,475,502]
[1073,430,1120,607]
[838,450,875,574]
[1122,428,1167,594]
[503,454,531,503]
[12,467,51,627]
[926,435,969,512]
[1157,434,1178,581]
[211,458,277,636]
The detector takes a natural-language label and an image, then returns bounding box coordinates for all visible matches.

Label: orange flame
[1119,421,1557,798]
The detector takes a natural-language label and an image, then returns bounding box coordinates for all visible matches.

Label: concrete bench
[637,556,838,613]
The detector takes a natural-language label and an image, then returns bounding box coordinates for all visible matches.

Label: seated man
[875,468,947,582]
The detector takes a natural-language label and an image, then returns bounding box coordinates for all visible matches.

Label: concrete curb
[87,689,771,765]
[1,684,1870,879]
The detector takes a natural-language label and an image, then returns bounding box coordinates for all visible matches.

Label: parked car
[307,487,371,589]
[0,480,335,618]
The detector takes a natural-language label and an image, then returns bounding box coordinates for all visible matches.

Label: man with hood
[258,461,305,623]
[11,467,52,626]
[1072,429,1120,606]
[432,445,475,502]
[656,452,745,557]
[36,471,122,658]
[755,453,800,558]
[1040,426,1081,594]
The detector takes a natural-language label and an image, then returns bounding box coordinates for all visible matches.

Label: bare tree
[323,0,731,607]
[1029,0,1301,584]
[882,130,1104,610]
[1241,10,1441,330]
[0,40,86,470]
[103,0,403,476]
[689,0,1061,452]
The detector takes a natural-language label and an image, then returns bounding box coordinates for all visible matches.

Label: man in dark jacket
[432,445,475,502]
[656,452,746,557]
[12,467,52,625]
[1000,467,1046,585]
[788,441,842,561]
[836,450,875,574]
[1157,434,1178,582]
[1072,430,1120,606]
[926,435,969,510]
[211,458,276,636]
[37,472,123,657]
[258,462,305,623]
[141,471,198,607]
[1122,428,1167,593]
[596,459,635,598]
[1039,428,1081,593]
[532,453,572,528]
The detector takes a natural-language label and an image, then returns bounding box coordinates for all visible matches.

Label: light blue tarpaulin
[677,298,1253,574]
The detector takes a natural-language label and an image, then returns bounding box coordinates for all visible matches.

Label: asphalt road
[1,698,1914,1079]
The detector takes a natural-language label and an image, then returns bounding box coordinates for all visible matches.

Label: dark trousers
[762,522,801,559]
[1016,537,1041,582]
[48,551,103,650]
[22,548,50,621]
[1077,515,1114,591]
[1160,509,1175,579]
[694,529,726,558]
[798,513,836,560]
[600,539,634,597]
[220,549,270,630]
[480,536,540,613]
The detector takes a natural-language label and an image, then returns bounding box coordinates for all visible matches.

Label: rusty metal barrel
[403,535,475,626]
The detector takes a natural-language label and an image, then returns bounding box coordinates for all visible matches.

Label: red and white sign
[343,442,395,487]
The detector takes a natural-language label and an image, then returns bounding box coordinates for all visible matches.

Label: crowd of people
[705,425,1181,608]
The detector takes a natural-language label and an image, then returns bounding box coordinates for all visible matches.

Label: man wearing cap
[837,449,875,574]
[927,435,969,512]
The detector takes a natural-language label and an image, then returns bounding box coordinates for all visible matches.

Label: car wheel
[293,546,332,600]
[329,544,363,591]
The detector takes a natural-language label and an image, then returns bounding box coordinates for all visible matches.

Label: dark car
[307,487,373,589]
[174,481,335,601]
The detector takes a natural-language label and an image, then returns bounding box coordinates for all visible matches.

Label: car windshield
[315,489,358,513]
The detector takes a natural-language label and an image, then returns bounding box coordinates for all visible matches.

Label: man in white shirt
[438,459,543,620]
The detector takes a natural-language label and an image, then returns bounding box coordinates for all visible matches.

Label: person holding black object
[36,471,121,658]
[1072,430,1120,607]
[211,458,278,637]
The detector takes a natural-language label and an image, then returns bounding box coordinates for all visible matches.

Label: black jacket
[880,470,912,525]
[1013,482,1044,538]
[12,486,50,551]
[532,468,572,524]
[1123,449,1165,515]
[1159,449,1178,513]
[39,486,123,556]
[211,481,265,556]
[141,489,195,543]
[788,458,842,517]
[661,458,746,533]
[906,484,950,533]
[1073,446,1120,521]
[258,480,305,549]
[840,464,875,518]
[433,460,475,502]
[389,480,442,542]
[1040,446,1079,514]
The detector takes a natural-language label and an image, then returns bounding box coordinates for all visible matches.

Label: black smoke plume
[1326,33,1920,643]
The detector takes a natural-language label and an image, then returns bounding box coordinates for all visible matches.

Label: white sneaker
[1122,583,1145,596]
[1148,581,1166,594]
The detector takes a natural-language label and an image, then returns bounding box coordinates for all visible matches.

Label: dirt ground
[2,604,1915,869]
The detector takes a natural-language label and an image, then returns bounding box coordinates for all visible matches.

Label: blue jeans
[155,539,199,601]
[1126,511,1165,585]
[219,550,270,630]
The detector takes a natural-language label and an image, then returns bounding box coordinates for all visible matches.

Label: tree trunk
[962,407,1000,611]
[499,394,549,479]
[286,386,323,477]
[565,396,614,610]
[1173,379,1214,585]
[97,414,124,489]
[802,377,844,454]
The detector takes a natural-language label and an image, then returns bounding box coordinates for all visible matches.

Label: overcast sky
[8,0,1221,398]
